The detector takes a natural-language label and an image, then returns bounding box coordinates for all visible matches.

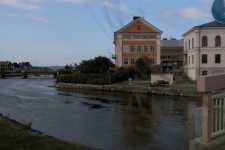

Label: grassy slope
[0,117,101,150]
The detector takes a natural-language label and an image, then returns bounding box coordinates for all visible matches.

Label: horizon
[0,0,214,66]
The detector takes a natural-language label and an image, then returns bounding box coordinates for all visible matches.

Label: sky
[0,0,215,66]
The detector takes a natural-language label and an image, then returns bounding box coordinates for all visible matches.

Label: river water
[0,78,201,150]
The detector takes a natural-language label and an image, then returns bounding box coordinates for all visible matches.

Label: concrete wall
[151,73,174,85]
[197,74,225,92]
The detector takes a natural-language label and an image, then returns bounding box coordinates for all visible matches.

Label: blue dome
[212,0,225,24]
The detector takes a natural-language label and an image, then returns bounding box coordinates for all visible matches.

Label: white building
[183,21,225,80]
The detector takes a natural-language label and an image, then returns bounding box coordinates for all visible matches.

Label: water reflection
[109,94,201,150]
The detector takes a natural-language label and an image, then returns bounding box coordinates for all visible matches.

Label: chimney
[133,16,142,20]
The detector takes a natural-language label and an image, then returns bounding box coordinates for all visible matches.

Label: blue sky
[0,0,214,66]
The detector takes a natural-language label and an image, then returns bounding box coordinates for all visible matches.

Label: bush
[135,57,151,79]
[57,67,137,85]
[110,67,136,83]
[57,73,110,85]
[78,56,114,74]
[58,65,74,75]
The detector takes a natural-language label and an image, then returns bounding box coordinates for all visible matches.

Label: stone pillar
[202,93,212,144]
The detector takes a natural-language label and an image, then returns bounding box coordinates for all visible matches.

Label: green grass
[0,117,101,150]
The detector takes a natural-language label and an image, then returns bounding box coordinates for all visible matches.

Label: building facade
[114,17,162,67]
[183,21,225,80]
[161,39,184,70]
[0,61,15,73]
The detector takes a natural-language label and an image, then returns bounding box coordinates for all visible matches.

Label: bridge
[190,74,225,150]
[0,69,58,79]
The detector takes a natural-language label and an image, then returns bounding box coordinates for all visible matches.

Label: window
[184,54,188,65]
[192,38,194,49]
[185,41,187,51]
[141,46,145,53]
[137,46,141,53]
[215,54,221,64]
[130,46,135,52]
[202,70,208,76]
[202,36,208,48]
[192,55,194,64]
[150,46,155,52]
[144,46,148,52]
[215,36,221,48]
[188,56,191,64]
[202,54,208,64]
[123,46,129,52]
[131,58,135,64]
[189,40,191,50]
[124,58,128,65]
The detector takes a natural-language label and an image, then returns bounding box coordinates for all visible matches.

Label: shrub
[57,67,137,85]
[78,56,114,74]
[135,57,152,80]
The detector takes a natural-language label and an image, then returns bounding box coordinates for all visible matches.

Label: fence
[211,93,225,138]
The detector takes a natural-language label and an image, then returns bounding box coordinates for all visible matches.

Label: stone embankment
[56,81,201,97]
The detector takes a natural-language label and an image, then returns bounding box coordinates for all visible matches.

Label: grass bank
[0,116,101,150]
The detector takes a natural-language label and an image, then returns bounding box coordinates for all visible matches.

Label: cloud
[0,13,49,23]
[179,7,209,20]
[63,0,128,12]
[30,15,49,23]
[102,0,128,12]
[0,0,42,10]
[163,7,211,21]
[62,0,95,3]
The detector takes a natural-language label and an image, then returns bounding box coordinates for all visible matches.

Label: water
[0,78,201,150]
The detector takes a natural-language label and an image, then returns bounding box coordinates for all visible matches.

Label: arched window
[202,36,208,48]
[215,36,221,47]
[215,54,221,64]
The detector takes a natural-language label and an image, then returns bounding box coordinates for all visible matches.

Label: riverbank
[0,114,101,150]
[56,81,201,97]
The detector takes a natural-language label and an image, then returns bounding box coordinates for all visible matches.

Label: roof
[160,39,183,48]
[115,17,162,34]
[183,21,225,36]
[195,21,225,28]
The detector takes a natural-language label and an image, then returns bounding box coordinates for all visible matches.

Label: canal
[0,78,201,150]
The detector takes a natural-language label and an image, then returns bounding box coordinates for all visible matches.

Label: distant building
[114,16,162,67]
[183,21,225,80]
[161,39,184,70]
[0,61,14,73]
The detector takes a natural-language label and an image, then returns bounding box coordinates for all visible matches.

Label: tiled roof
[183,21,225,36]
[195,21,225,28]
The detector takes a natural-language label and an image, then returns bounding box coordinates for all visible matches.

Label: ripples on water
[0,79,202,150]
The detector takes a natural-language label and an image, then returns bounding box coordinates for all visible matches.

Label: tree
[135,57,152,80]
[78,56,114,74]
[59,65,74,74]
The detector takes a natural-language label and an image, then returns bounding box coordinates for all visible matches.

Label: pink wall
[197,74,225,93]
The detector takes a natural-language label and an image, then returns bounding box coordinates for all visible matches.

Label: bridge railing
[211,93,225,138]
[196,74,225,144]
